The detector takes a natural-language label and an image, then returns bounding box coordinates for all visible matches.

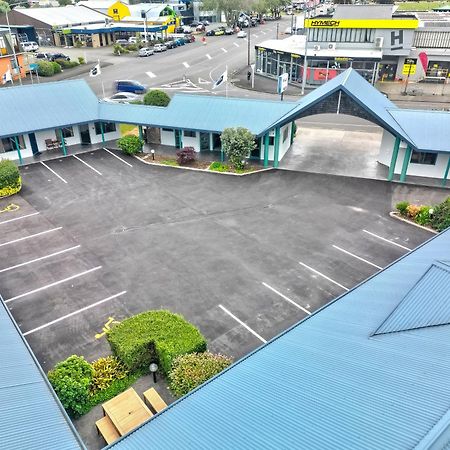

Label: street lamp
[5,2,24,86]
[150,149,155,160]
[149,362,158,383]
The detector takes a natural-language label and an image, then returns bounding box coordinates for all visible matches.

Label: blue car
[114,80,147,94]
[174,38,185,46]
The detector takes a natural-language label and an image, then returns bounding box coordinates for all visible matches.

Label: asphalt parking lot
[0,148,436,372]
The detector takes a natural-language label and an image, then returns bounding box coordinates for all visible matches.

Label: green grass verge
[396,1,447,11]
[120,123,138,135]
[160,160,179,166]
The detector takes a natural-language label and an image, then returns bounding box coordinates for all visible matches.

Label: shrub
[117,135,143,155]
[396,201,409,216]
[169,352,232,398]
[209,162,230,172]
[416,205,431,226]
[431,197,450,232]
[143,89,171,107]
[74,40,83,48]
[78,56,85,65]
[37,60,54,77]
[51,61,62,74]
[176,147,196,165]
[220,127,255,170]
[127,43,138,51]
[113,44,129,55]
[107,310,207,375]
[406,204,421,219]
[55,59,79,69]
[0,159,21,198]
[91,356,128,394]
[47,355,93,417]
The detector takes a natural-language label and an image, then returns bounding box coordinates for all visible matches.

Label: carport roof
[109,229,450,450]
[0,295,85,450]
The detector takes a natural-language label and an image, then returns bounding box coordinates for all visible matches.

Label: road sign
[277,72,289,94]
[402,58,417,75]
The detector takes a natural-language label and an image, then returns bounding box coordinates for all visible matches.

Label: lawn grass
[120,124,138,135]
[396,1,448,11]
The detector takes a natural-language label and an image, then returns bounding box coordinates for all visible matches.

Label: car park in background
[114,80,147,94]
[138,47,154,57]
[21,41,39,52]
[103,92,140,103]
[154,43,167,52]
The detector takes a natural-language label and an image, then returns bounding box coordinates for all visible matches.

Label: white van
[21,41,39,52]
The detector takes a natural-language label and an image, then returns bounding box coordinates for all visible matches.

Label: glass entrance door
[199,133,210,151]
[79,124,91,145]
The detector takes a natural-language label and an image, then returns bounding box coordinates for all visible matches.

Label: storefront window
[410,151,437,165]
[1,135,25,153]
[95,122,116,135]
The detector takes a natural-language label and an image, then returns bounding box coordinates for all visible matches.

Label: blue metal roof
[109,229,450,450]
[0,294,85,450]
[0,79,99,138]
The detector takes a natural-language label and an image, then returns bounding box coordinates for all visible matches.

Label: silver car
[138,47,154,57]
[153,43,167,52]
[103,92,141,104]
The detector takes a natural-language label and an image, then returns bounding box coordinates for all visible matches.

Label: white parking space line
[0,212,39,226]
[40,161,68,184]
[103,148,133,167]
[262,282,311,315]
[332,245,383,270]
[362,229,412,251]
[206,53,212,60]
[221,47,228,53]
[252,34,258,38]
[233,42,240,47]
[73,155,103,176]
[299,261,349,291]
[5,266,102,303]
[146,71,157,78]
[0,245,80,274]
[0,227,62,248]
[183,61,190,68]
[23,291,127,336]
[219,304,267,343]
[260,31,266,35]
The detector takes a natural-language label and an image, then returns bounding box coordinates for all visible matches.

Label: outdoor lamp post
[149,363,158,383]
[150,149,155,160]
[429,208,434,220]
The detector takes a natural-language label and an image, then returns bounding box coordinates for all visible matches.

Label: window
[162,128,173,132]
[59,126,74,139]
[410,151,437,165]
[94,122,116,135]
[283,127,289,142]
[1,135,25,153]
[269,136,275,146]
[183,130,196,138]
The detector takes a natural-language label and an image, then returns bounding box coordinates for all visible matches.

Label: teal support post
[263,133,269,168]
[273,127,280,168]
[13,136,23,165]
[443,155,450,186]
[100,122,105,143]
[290,121,295,145]
[138,125,143,141]
[59,129,67,156]
[400,145,412,182]
[387,137,400,181]
[221,145,224,162]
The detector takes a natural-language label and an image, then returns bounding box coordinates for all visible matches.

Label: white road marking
[233,42,240,47]
[332,245,383,270]
[5,266,102,303]
[40,161,68,184]
[23,291,127,336]
[206,53,212,60]
[262,282,311,315]
[362,229,412,251]
[221,47,228,53]
[260,31,266,35]
[103,148,133,167]
[183,61,190,68]
[299,261,349,291]
[0,245,80,274]
[219,304,267,343]
[0,227,62,248]
[73,155,102,176]
[146,71,157,78]
[0,212,39,226]
[252,34,258,38]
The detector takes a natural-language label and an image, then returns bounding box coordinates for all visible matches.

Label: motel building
[1,69,450,185]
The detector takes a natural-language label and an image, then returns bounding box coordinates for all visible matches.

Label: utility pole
[247,27,251,66]
[5,3,23,85]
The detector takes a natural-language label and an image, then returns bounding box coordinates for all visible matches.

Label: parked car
[184,34,195,43]
[49,53,70,61]
[165,40,177,49]
[201,20,210,26]
[224,28,234,35]
[21,41,39,52]
[190,20,201,27]
[103,92,140,103]
[237,30,247,38]
[196,24,206,32]
[114,80,147,94]
[205,29,216,36]
[174,26,185,34]
[214,28,225,36]
[153,43,167,52]
[181,26,191,34]
[138,47,154,57]
[173,37,185,46]
[128,36,138,43]
[115,39,129,46]
[35,52,50,60]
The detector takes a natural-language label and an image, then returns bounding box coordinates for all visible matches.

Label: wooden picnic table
[102,387,153,436]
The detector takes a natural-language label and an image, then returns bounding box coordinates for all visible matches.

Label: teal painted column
[138,125,143,141]
[290,121,295,145]
[59,129,67,156]
[100,122,105,143]
[13,136,23,165]
[400,145,412,182]
[273,127,280,168]
[387,137,400,181]
[263,133,269,168]
[442,155,450,186]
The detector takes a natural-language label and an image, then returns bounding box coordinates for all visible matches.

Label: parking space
[1,150,436,370]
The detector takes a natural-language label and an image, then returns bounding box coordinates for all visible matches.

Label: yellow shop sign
[304,19,418,29]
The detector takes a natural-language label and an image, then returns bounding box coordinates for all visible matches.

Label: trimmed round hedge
[0,159,21,198]
[107,310,207,375]
[169,352,232,398]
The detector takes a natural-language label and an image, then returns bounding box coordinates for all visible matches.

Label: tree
[143,89,171,107]
[117,134,143,155]
[0,1,10,13]
[201,0,245,26]
[58,0,72,6]
[220,127,255,170]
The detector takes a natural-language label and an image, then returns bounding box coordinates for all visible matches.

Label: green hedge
[107,310,207,375]
[169,352,232,398]
[431,197,450,231]
[0,160,21,198]
[37,60,55,77]
[117,134,143,155]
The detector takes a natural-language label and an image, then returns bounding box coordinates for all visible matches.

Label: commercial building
[0,28,27,82]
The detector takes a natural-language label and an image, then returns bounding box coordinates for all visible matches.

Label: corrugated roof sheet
[0,79,99,138]
[0,294,85,450]
[110,230,450,450]
[375,261,450,335]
